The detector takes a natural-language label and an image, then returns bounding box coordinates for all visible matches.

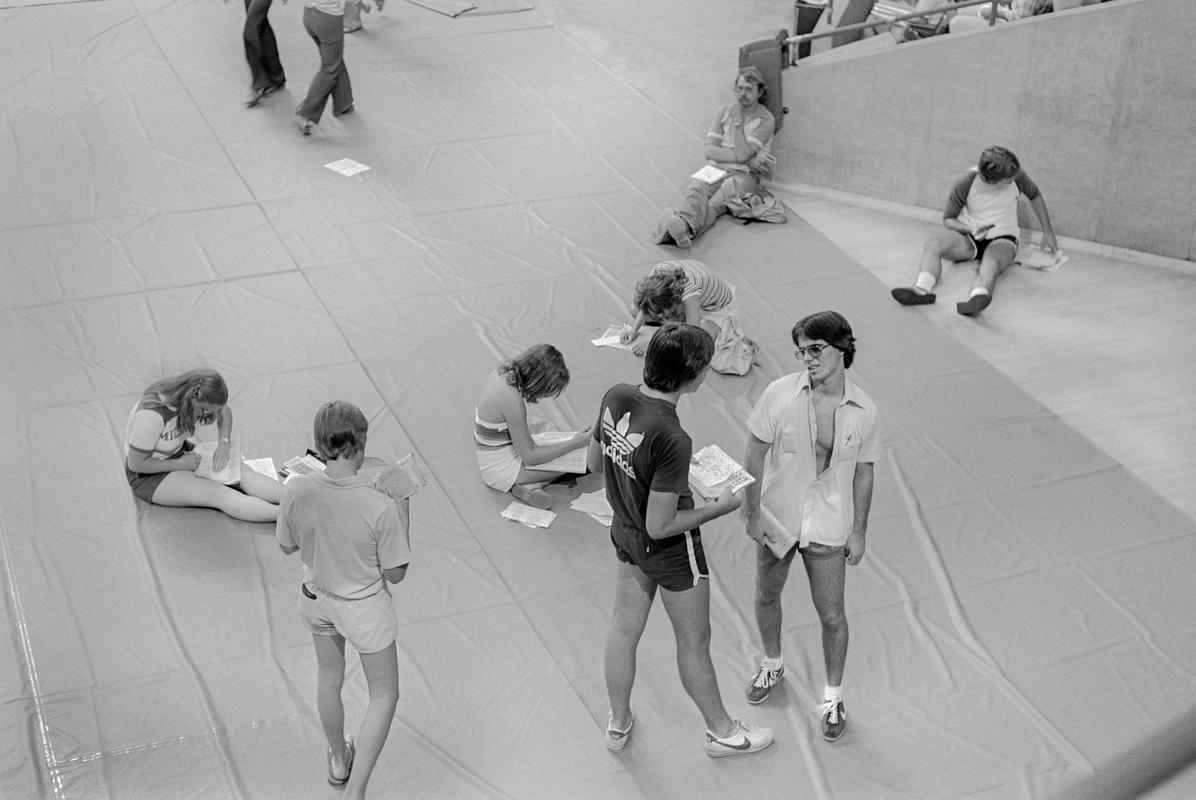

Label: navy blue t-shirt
[594,384,697,556]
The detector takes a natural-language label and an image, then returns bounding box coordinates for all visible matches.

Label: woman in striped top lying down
[475,344,591,510]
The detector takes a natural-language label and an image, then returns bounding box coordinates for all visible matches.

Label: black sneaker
[746,663,784,704]
[819,699,846,742]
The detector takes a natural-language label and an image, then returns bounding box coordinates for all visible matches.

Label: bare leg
[239,461,283,504]
[917,230,975,288]
[660,580,735,738]
[801,551,848,687]
[754,543,798,659]
[604,560,656,732]
[151,471,278,522]
[972,239,1017,296]
[346,642,399,800]
[312,633,350,775]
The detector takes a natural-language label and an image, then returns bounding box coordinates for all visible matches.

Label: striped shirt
[652,260,734,313]
[474,410,513,450]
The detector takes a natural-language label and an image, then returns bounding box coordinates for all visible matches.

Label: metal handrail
[788,0,1001,46]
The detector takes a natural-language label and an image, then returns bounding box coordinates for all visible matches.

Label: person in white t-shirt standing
[740,311,879,743]
[277,401,412,799]
[891,145,1058,315]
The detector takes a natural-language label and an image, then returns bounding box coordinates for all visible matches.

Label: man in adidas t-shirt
[588,322,774,758]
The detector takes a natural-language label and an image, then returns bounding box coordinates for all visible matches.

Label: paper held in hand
[366,454,428,501]
[688,444,755,501]
[691,164,728,184]
[757,506,798,558]
[194,440,241,485]
[531,431,587,474]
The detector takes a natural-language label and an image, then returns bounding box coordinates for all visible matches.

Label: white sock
[969,287,990,298]
[914,271,937,293]
[761,656,784,671]
[824,684,842,703]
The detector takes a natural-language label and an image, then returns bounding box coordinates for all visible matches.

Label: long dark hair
[142,368,228,436]
[499,344,570,403]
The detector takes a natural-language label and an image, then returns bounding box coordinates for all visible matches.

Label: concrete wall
[774,0,1196,260]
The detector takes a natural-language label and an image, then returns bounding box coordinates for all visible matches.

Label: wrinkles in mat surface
[0,0,1194,798]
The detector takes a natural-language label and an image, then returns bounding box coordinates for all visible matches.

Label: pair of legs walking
[604,559,772,755]
[296,6,354,132]
[243,0,285,103]
[151,465,282,522]
[892,229,1017,316]
[313,635,399,800]
[751,542,849,740]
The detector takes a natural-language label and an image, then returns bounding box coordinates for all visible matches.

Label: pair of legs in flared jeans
[297,6,353,124]
[243,0,286,92]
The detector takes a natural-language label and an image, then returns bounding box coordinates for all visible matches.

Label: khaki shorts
[299,583,398,654]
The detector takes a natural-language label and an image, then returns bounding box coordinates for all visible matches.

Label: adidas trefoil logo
[601,408,643,480]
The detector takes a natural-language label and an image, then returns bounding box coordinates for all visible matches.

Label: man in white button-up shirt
[739,311,879,743]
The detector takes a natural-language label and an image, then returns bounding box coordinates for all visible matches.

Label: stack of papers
[689,444,755,501]
[1017,244,1069,272]
[691,164,728,184]
[571,491,613,527]
[531,431,587,474]
[501,502,557,528]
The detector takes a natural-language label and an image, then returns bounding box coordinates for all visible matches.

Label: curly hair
[499,344,571,403]
[633,267,687,322]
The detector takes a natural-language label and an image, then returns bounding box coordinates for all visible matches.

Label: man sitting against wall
[890,145,1057,316]
[651,67,778,249]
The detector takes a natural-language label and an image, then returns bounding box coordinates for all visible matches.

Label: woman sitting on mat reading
[125,368,282,522]
[475,344,591,510]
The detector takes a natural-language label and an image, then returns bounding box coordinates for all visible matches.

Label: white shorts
[299,583,398,654]
[476,445,521,492]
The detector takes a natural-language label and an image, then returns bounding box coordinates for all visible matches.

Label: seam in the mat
[0,501,60,797]
[888,446,1092,769]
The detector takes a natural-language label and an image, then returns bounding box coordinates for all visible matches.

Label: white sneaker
[704,719,774,758]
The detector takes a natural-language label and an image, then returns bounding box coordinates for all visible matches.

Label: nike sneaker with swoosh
[705,719,774,758]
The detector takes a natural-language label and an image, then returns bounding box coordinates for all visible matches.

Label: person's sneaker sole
[891,287,935,305]
[956,293,992,316]
[666,216,692,248]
